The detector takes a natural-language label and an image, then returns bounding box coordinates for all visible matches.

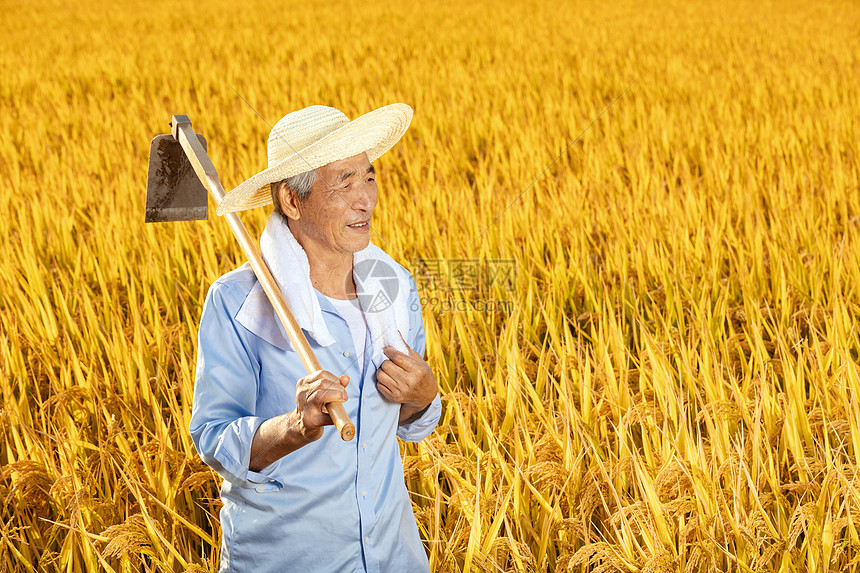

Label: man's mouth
[347,220,369,230]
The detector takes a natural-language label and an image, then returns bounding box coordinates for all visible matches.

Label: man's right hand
[294,370,350,442]
[249,370,348,472]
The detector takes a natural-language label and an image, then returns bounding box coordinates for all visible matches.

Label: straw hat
[217,103,413,215]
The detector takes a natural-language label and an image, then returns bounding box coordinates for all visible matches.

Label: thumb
[397,330,416,355]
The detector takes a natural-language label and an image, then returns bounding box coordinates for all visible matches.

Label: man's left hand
[376,333,438,424]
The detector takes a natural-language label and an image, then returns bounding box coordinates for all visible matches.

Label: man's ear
[277,182,301,220]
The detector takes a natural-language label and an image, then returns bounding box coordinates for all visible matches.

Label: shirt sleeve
[189,279,283,489]
[397,273,442,442]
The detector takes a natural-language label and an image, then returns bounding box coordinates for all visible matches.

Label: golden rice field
[2,0,859,570]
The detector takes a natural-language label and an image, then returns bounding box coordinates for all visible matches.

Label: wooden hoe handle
[172,115,356,442]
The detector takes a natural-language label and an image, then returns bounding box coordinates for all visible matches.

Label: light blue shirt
[189,262,442,572]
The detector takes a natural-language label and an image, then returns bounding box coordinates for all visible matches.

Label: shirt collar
[235,281,292,351]
[235,282,353,354]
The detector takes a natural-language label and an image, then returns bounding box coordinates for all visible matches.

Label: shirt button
[343,351,351,357]
[364,537,370,544]
[361,489,367,497]
[362,442,368,450]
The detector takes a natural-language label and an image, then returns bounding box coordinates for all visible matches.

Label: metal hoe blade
[145,133,209,222]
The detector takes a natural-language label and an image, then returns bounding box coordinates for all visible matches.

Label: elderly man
[189,104,441,572]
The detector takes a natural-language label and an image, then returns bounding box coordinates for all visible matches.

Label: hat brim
[216,103,413,215]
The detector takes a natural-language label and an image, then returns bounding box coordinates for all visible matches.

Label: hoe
[145,115,355,441]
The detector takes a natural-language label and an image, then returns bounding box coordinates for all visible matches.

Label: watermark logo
[352,259,400,313]
[344,258,516,315]
[410,258,516,314]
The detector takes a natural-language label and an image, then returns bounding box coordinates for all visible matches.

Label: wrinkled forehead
[318,152,374,185]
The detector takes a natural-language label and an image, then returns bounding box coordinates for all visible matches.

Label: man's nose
[352,182,376,212]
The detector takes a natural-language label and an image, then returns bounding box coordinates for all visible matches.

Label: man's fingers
[304,375,349,409]
[294,370,351,430]
[307,383,348,425]
[308,369,347,384]
[376,370,400,402]
[304,371,349,395]
[307,386,349,408]
[383,346,414,368]
[380,358,409,380]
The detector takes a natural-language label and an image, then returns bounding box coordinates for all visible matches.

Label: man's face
[288,152,379,255]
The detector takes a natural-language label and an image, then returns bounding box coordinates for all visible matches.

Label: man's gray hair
[271,169,318,218]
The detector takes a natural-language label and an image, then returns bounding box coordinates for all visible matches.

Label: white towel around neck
[258,213,411,365]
